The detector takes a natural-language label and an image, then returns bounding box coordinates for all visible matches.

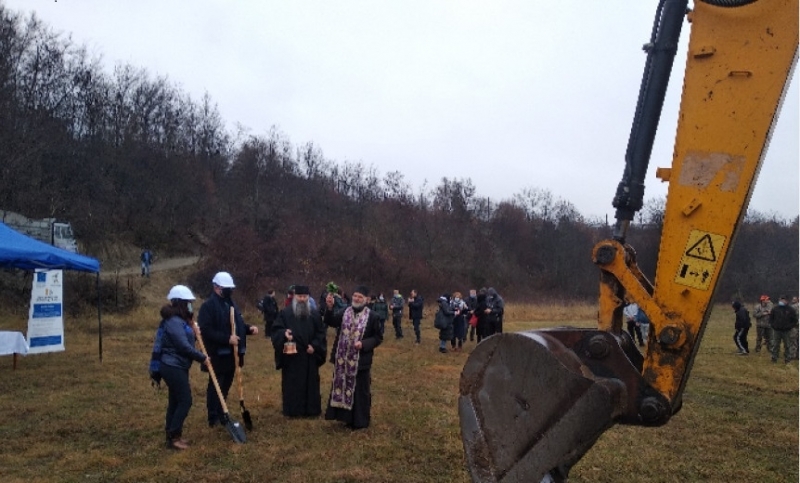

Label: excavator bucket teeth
[459,331,628,483]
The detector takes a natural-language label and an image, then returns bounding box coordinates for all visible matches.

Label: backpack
[149,320,166,389]
[434,310,448,330]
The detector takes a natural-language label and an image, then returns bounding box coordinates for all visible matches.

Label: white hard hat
[167,285,196,301]
[212,271,236,288]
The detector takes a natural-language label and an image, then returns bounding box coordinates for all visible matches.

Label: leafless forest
[0,4,796,306]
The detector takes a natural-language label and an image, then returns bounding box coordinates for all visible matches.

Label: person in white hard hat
[197,272,258,428]
[160,285,209,450]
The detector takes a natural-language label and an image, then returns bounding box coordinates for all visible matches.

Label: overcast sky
[5,0,798,220]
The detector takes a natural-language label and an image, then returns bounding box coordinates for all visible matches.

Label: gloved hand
[150,370,162,389]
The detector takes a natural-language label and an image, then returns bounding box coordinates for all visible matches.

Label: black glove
[150,370,162,389]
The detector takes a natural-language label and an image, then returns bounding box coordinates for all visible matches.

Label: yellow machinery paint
[459,1,798,481]
[645,0,798,405]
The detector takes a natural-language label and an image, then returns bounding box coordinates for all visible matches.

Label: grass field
[0,269,797,482]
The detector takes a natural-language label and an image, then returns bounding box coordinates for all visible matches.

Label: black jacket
[436,298,455,341]
[259,295,279,323]
[770,304,799,330]
[733,304,751,330]
[466,295,477,313]
[408,295,424,320]
[323,306,383,370]
[198,292,253,359]
[271,306,327,369]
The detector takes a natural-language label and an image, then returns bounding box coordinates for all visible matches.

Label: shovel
[194,322,246,444]
[230,307,253,430]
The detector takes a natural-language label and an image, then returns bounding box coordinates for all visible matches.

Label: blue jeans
[639,323,650,343]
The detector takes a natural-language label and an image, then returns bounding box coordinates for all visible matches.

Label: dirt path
[104,256,201,277]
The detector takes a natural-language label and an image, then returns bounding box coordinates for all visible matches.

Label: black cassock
[322,306,383,429]
[271,307,327,417]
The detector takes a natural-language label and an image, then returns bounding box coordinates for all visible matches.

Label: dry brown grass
[0,270,796,482]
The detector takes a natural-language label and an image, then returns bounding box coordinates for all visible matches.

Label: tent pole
[97,272,102,362]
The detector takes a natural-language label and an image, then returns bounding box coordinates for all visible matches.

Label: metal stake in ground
[194,322,246,444]
[231,307,253,430]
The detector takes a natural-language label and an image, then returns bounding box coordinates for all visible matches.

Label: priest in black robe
[323,285,383,429]
[271,285,327,417]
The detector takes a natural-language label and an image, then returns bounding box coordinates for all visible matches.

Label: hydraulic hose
[612,0,689,241]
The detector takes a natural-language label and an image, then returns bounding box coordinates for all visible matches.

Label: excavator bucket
[459,329,666,482]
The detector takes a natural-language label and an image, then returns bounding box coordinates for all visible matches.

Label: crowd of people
[263,284,505,353]
[621,294,800,365]
[154,274,506,448]
[154,273,798,450]
[732,295,799,363]
[156,273,506,450]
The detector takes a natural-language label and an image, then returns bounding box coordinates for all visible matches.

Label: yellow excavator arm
[459,1,797,481]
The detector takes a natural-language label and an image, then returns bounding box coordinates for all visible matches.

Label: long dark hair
[161,300,192,321]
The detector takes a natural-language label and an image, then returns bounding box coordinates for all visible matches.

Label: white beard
[293,299,310,318]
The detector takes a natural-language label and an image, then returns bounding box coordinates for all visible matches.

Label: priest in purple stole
[323,285,383,429]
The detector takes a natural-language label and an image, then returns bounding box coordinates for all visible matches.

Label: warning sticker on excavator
[675,230,726,290]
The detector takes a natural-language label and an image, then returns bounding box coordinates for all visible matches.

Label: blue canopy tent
[0,222,104,360]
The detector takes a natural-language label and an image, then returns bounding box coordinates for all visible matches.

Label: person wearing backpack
[435,294,455,353]
[159,285,209,450]
[732,300,751,355]
[258,289,280,337]
[390,289,404,339]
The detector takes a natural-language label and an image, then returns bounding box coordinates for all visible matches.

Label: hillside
[0,3,795,306]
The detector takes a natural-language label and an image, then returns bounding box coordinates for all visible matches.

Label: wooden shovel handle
[194,322,231,415]
[230,308,245,401]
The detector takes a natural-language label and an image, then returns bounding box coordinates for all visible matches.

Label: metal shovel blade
[221,413,247,444]
[240,401,253,431]
[459,331,625,482]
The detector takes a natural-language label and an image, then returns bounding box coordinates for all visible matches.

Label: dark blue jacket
[408,295,424,320]
[161,316,206,370]
[733,303,751,330]
[198,292,253,358]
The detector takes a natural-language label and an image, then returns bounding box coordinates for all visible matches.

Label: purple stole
[330,306,370,409]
